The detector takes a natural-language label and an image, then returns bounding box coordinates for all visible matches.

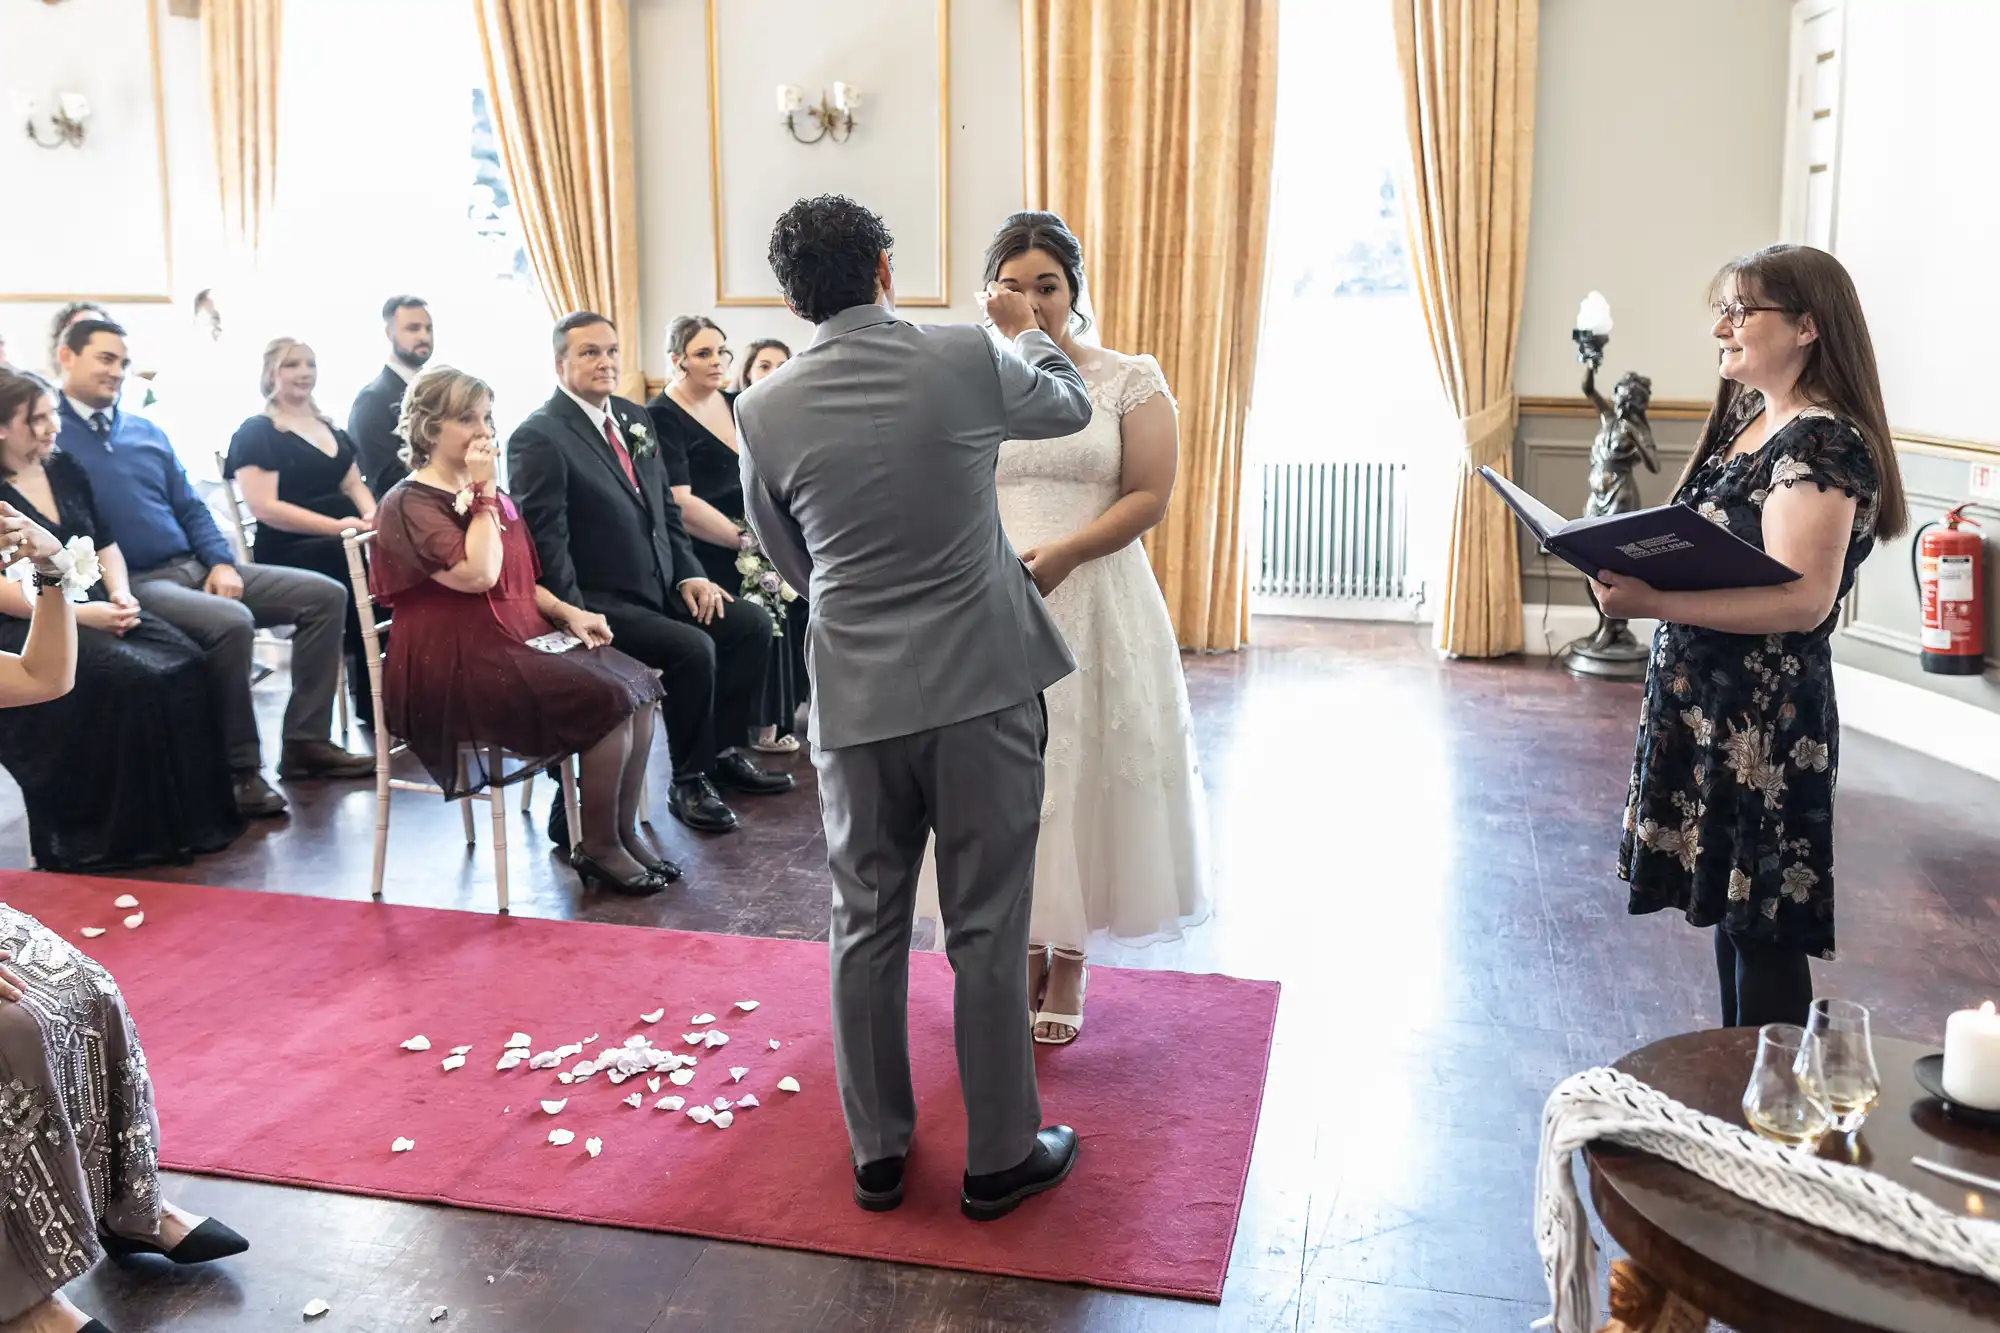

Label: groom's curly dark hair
[767,195,895,325]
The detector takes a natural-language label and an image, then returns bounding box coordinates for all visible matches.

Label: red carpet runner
[0,873,1278,1302]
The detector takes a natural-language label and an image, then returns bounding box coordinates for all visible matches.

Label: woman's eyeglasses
[1711,301,1791,328]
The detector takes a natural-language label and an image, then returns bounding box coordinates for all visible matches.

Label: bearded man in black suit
[348,295,432,496]
[508,312,792,844]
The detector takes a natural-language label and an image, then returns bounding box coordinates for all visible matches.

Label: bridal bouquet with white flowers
[732,521,796,636]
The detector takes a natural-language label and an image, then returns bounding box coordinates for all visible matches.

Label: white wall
[1833,0,2000,444]
[0,0,219,376]
[1517,0,1792,401]
[629,0,1023,381]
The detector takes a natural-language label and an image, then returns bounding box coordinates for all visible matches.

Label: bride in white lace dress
[918,212,1210,1044]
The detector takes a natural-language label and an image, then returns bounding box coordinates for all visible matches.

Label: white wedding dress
[916,352,1210,953]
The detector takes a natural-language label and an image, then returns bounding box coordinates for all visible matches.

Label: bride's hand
[1020,544,1077,598]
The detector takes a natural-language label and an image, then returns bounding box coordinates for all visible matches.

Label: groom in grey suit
[737,196,1092,1220]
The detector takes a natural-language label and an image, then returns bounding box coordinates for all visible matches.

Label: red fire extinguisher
[1912,504,1984,675]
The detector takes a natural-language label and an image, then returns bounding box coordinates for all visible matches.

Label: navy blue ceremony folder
[1477,466,1800,592]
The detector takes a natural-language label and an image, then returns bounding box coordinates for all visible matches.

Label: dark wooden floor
[9,619,1997,1332]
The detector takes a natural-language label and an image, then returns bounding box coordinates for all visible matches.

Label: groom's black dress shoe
[100,1217,250,1263]
[716,750,794,795]
[670,777,739,833]
[961,1126,1078,1221]
[853,1155,906,1212]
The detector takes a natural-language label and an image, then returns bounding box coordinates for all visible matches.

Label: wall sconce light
[15,91,91,150]
[775,82,860,145]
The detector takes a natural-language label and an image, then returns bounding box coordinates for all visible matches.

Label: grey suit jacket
[736,304,1092,751]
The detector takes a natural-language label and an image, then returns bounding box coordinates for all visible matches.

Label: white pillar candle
[1943,1001,2000,1110]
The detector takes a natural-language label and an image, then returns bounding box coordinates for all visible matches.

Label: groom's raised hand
[979,283,1042,341]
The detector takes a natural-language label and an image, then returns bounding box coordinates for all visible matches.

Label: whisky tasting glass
[1742,1022,1833,1148]
[1805,998,1881,1134]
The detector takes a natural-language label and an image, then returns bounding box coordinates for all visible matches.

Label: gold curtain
[201,0,281,255]
[1392,0,1538,658]
[473,0,644,400]
[1022,0,1279,653]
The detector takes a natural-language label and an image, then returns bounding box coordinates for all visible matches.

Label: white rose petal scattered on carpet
[712,1096,732,1111]
[640,1008,664,1024]
[304,1298,332,1319]
[729,1067,747,1083]
[713,1110,734,1129]
[735,1000,759,1012]
[777,1077,800,1093]
[496,1053,524,1071]
[80,928,105,939]
[547,1128,574,1146]
[505,1033,532,1049]
[623,1035,650,1049]
[401,1036,431,1052]
[768,1039,781,1050]
[122,912,143,929]
[655,1095,684,1111]
[585,1137,603,1158]
[440,1055,465,1072]
[668,1068,695,1086]
[569,1061,595,1080]
[554,1042,583,1060]
[450,1045,472,1056]
[623,1092,641,1108]
[556,1073,573,1085]
[687,1105,714,1124]
[704,1031,729,1049]
[735,1093,760,1109]
[682,1032,704,1046]
[429,1306,448,1323]
[391,1137,415,1153]
[691,1013,716,1025]
[528,1051,560,1069]
[114,894,139,909]
[540,1099,567,1115]
[646,1076,661,1093]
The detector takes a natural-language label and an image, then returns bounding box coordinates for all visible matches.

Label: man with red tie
[509,312,790,843]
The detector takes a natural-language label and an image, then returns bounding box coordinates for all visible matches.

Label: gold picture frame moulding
[705,0,950,308]
[1,0,174,303]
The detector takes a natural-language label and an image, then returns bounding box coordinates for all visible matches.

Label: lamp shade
[1575,291,1614,336]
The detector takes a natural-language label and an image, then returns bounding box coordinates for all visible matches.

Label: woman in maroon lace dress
[368,367,672,896]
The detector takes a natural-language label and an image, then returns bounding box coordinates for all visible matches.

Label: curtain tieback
[1459,396,1518,471]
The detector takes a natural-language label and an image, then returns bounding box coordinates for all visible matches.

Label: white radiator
[1253,460,1414,611]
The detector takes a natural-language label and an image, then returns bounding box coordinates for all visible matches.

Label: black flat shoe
[669,777,739,833]
[961,1126,1078,1222]
[569,850,667,897]
[853,1155,906,1212]
[716,751,795,796]
[100,1216,249,1263]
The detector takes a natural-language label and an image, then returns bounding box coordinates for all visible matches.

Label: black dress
[0,453,244,871]
[223,414,375,722]
[646,390,809,736]
[1619,393,1882,960]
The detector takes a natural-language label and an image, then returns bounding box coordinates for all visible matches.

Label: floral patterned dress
[1619,392,1881,960]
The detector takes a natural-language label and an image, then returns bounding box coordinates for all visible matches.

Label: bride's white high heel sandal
[1033,953,1087,1045]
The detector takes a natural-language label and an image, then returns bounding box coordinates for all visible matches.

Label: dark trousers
[1715,927,1814,1029]
[589,589,772,780]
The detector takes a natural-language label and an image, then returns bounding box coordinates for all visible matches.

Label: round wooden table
[1586,1029,2000,1333]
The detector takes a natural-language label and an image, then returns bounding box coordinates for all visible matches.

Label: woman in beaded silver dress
[0,475,246,1333]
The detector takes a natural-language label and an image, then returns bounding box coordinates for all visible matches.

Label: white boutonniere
[625,417,657,463]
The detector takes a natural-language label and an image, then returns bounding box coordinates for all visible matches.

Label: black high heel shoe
[99,1216,249,1263]
[638,854,684,883]
[570,849,667,896]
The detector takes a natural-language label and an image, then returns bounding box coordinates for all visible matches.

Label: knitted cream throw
[1535,1066,2000,1333]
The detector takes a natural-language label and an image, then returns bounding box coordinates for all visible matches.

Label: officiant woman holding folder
[1592,244,1906,1030]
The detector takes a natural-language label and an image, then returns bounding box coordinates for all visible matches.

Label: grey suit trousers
[815,696,1047,1176]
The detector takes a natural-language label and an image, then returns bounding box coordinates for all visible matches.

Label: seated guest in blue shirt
[54,319,374,818]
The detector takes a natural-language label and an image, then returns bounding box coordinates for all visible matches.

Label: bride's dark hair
[982,212,1091,335]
